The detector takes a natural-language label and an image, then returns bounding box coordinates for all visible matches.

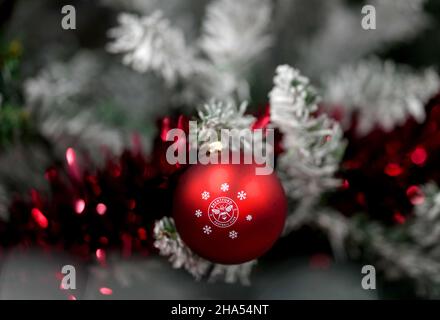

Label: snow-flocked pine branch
[269,65,345,231]
[107,12,196,86]
[329,183,440,297]
[297,0,430,78]
[197,100,255,132]
[323,59,440,135]
[24,53,125,156]
[107,0,274,104]
[199,0,273,75]
[153,217,256,285]
[196,100,265,154]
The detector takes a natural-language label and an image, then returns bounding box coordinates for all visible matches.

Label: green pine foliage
[0,40,34,148]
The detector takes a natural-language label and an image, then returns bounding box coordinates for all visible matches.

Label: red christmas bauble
[173,161,287,264]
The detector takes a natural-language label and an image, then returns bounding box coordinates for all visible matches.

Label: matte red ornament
[173,161,287,264]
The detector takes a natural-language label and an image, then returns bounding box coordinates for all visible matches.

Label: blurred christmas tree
[1,0,440,299]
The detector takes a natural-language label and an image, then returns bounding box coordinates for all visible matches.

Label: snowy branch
[197,100,255,132]
[24,53,125,156]
[411,183,440,248]
[324,183,440,297]
[107,0,274,104]
[107,12,196,86]
[153,217,256,285]
[297,0,430,77]
[199,0,273,74]
[269,65,345,230]
[269,65,345,231]
[323,59,440,135]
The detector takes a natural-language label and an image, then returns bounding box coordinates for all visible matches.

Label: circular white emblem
[208,196,239,228]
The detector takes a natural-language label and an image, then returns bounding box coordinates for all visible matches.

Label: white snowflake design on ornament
[237,191,247,200]
[203,225,212,234]
[246,214,253,221]
[201,191,210,200]
[229,230,238,239]
[195,209,202,218]
[220,183,229,192]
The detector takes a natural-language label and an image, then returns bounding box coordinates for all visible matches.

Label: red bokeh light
[96,203,107,215]
[385,163,403,177]
[66,148,76,166]
[411,147,427,165]
[99,287,113,295]
[31,208,48,229]
[393,212,406,224]
[75,199,86,214]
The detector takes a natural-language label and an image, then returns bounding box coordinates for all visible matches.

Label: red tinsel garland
[2,93,440,259]
[331,92,440,224]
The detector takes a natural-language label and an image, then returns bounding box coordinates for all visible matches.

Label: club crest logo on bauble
[208,196,239,228]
